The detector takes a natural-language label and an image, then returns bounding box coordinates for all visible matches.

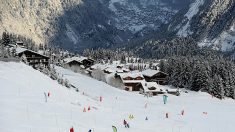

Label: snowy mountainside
[108,0,177,33]
[1,61,235,132]
[176,0,204,37]
[167,0,235,51]
[0,0,193,52]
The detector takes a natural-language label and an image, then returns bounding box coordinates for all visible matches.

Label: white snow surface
[1,62,235,132]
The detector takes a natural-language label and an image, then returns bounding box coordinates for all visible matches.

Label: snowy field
[1,62,235,132]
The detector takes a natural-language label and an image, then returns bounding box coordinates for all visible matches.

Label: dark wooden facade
[124,83,143,91]
[82,59,94,68]
[123,76,144,91]
[143,72,168,85]
[18,50,49,68]
[67,60,82,67]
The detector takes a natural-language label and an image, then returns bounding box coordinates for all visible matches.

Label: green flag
[112,126,117,132]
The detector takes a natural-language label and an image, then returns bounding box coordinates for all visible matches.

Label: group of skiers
[83,106,91,112]
[70,127,92,132]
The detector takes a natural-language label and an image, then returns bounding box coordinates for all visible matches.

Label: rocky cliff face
[167,0,235,51]
[0,0,82,45]
[0,0,192,52]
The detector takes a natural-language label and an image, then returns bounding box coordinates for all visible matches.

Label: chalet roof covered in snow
[121,72,144,79]
[64,56,88,64]
[142,69,160,77]
[142,69,168,77]
[90,63,107,70]
[141,82,165,92]
[16,47,49,58]
[16,47,27,54]
[119,72,145,83]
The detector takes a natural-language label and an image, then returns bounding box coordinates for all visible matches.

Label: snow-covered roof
[16,47,27,54]
[121,72,144,79]
[142,69,168,77]
[104,67,116,73]
[16,47,49,58]
[142,69,160,77]
[141,82,166,92]
[123,80,145,84]
[37,50,44,55]
[64,56,88,64]
[117,72,145,83]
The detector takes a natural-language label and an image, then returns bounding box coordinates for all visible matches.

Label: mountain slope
[1,61,235,132]
[0,0,193,52]
[167,0,235,51]
[0,0,82,44]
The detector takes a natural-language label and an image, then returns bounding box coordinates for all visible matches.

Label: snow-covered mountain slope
[176,0,204,37]
[108,0,177,33]
[0,0,193,52]
[167,0,235,51]
[1,61,235,132]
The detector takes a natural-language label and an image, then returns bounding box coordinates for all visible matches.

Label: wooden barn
[142,69,168,85]
[16,48,49,68]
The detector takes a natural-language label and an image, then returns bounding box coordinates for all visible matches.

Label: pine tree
[212,75,225,99]
[190,65,209,91]
[2,32,10,46]
[159,60,165,72]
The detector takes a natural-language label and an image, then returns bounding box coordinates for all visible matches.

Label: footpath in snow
[0,62,235,132]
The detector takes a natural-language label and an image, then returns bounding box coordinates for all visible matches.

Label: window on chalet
[123,77,133,80]
[135,77,143,80]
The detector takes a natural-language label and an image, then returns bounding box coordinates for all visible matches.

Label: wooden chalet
[118,73,145,91]
[82,58,95,68]
[64,56,95,72]
[142,69,168,85]
[16,41,24,47]
[139,82,166,96]
[104,66,130,74]
[16,48,49,68]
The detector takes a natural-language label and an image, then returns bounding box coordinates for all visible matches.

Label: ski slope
[0,62,235,132]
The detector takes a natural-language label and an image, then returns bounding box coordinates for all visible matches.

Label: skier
[181,110,184,116]
[166,113,169,118]
[144,103,148,109]
[131,114,134,119]
[163,94,168,104]
[70,127,74,132]
[44,92,47,102]
[88,129,92,132]
[129,114,134,120]
[88,106,91,111]
[83,107,86,112]
[145,116,148,120]
[126,123,130,128]
[100,96,103,102]
[123,119,127,128]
